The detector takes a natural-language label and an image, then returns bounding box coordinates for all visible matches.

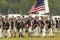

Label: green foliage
[0,0,60,15]
[49,0,60,15]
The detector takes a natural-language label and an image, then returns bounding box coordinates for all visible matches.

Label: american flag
[28,0,45,14]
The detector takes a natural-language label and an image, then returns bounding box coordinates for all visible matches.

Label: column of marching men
[0,15,60,38]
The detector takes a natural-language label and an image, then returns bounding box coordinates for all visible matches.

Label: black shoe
[30,36,32,37]
[34,36,36,37]
[19,34,20,37]
[51,36,54,37]
[14,36,16,37]
[28,35,31,37]
[18,33,22,37]
[49,36,54,37]
[43,36,46,38]
[49,36,54,38]
[28,36,32,37]
[5,36,7,37]
[37,36,39,37]
[22,36,24,37]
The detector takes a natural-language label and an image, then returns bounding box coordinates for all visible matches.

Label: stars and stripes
[28,0,45,14]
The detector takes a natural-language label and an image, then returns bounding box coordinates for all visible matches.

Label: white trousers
[38,27,41,33]
[54,25,58,32]
[48,28,53,36]
[28,26,32,36]
[34,27,39,36]
[19,28,22,34]
[14,27,17,33]
[19,28,25,36]
[0,28,2,38]
[22,28,25,36]
[42,27,46,37]
[7,28,11,38]
[28,27,32,33]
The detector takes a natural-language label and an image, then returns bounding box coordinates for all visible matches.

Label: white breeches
[19,28,22,34]
[7,28,11,38]
[34,27,39,36]
[28,27,32,33]
[54,25,58,32]
[22,28,25,36]
[42,28,46,37]
[14,27,17,33]
[19,28,25,36]
[48,28,53,36]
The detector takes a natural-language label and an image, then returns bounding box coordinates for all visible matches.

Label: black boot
[19,34,20,37]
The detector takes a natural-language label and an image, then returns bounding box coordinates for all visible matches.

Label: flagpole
[44,0,51,17]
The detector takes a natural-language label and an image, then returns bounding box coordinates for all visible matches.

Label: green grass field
[0,32,60,40]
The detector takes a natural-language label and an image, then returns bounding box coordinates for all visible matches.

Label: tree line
[0,0,60,15]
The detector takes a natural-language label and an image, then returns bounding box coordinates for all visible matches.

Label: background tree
[0,0,60,15]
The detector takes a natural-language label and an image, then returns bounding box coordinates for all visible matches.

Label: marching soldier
[16,18,21,37]
[4,16,11,38]
[21,16,26,37]
[19,19,25,37]
[40,16,46,37]
[54,18,59,32]
[33,16,40,37]
[46,17,54,37]
[26,16,33,37]
[10,16,17,37]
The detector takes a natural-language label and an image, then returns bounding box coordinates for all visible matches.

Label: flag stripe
[28,0,45,14]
